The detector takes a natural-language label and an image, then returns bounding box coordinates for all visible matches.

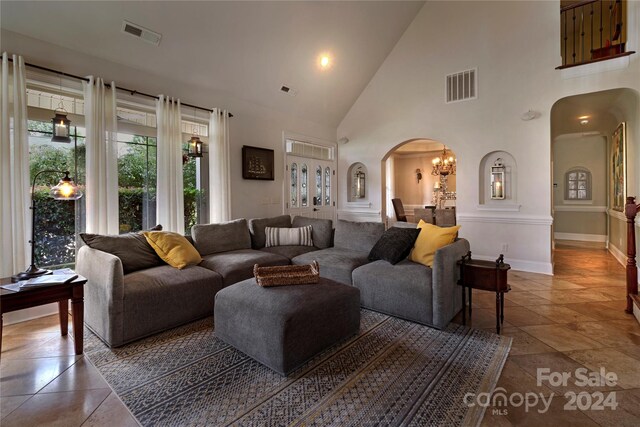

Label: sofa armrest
[76,245,125,347]
[431,238,470,328]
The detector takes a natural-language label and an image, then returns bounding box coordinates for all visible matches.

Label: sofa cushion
[79,232,163,274]
[143,231,202,269]
[409,221,461,267]
[260,245,318,260]
[200,249,289,286]
[368,226,421,265]
[333,220,385,253]
[122,265,223,344]
[192,219,251,255]
[265,225,313,247]
[248,215,292,249]
[352,259,434,326]
[292,216,333,249]
[292,248,370,285]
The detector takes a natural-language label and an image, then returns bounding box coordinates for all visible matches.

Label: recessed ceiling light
[318,53,332,70]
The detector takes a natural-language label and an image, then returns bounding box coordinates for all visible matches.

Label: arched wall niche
[478,151,519,210]
[347,162,367,202]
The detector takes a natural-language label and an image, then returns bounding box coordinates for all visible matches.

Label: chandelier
[431,145,456,176]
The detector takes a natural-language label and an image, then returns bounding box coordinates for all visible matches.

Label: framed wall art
[612,122,626,211]
[242,145,275,180]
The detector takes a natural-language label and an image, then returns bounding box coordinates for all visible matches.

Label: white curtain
[208,108,231,222]
[0,53,30,277]
[156,96,184,233]
[83,77,119,235]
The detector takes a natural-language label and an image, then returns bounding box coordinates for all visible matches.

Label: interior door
[286,155,336,221]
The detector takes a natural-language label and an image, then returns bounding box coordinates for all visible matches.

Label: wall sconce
[491,158,505,199]
[354,170,366,199]
[416,169,422,183]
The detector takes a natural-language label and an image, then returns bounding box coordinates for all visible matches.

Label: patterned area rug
[84,310,511,426]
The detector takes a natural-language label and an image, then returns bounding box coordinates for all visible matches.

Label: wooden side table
[457,252,511,334]
[0,275,87,356]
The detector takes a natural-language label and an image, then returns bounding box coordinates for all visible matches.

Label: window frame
[564,167,592,201]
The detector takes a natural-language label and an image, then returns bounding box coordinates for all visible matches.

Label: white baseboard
[471,254,553,275]
[3,303,58,326]
[554,232,607,242]
[608,243,626,267]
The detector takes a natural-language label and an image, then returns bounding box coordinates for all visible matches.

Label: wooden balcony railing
[557,0,635,69]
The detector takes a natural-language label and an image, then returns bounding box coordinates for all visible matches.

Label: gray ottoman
[214,277,360,375]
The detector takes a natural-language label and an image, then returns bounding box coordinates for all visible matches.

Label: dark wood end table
[1,274,87,356]
[457,252,511,334]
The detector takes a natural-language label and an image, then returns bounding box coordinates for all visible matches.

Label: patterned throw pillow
[265,226,314,247]
[368,226,421,265]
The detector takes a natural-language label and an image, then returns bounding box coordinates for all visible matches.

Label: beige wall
[554,211,606,235]
[553,135,607,237]
[392,153,456,207]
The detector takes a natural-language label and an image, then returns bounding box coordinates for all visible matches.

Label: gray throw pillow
[191,219,251,255]
[368,227,421,265]
[80,226,164,274]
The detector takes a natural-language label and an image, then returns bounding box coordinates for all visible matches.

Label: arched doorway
[381,139,457,225]
[550,88,639,270]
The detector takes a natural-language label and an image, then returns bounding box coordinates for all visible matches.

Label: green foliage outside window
[29,124,202,267]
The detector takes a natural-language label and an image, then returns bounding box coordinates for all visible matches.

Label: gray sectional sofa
[77,215,469,347]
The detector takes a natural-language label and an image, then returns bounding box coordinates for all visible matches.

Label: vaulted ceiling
[1,1,425,127]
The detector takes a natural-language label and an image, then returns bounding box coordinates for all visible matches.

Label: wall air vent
[445,68,477,103]
[280,85,297,96]
[121,20,162,46]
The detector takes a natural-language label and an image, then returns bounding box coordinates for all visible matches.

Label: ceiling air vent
[121,20,162,46]
[280,85,297,96]
[445,68,477,103]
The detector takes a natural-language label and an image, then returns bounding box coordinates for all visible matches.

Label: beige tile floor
[1,242,639,426]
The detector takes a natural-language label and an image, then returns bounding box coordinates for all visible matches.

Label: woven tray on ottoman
[253,261,319,287]
[214,276,360,376]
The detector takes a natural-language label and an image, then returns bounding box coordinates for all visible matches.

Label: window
[290,163,298,208]
[28,120,85,269]
[182,147,205,235]
[301,163,308,207]
[315,165,322,206]
[117,134,157,233]
[565,168,591,200]
[324,167,331,205]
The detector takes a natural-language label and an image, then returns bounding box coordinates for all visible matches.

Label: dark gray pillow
[368,227,421,265]
[80,228,164,274]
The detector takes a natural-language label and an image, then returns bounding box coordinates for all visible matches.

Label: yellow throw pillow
[143,231,202,270]
[409,220,461,267]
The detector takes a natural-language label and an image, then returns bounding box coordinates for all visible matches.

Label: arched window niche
[478,151,520,211]
[347,162,367,202]
[564,167,592,201]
